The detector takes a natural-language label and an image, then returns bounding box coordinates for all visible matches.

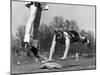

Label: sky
[12,1,95,36]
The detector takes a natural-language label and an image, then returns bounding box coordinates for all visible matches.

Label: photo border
[10,0,96,74]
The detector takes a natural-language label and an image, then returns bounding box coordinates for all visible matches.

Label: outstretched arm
[60,32,70,59]
[48,35,56,61]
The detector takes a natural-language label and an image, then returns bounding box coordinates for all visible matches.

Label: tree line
[11,16,96,57]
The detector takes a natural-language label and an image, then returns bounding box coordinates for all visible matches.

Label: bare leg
[60,38,70,59]
[24,4,37,43]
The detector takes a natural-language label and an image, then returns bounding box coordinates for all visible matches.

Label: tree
[63,19,70,30]
[69,20,79,31]
[79,30,86,36]
[11,25,26,55]
[39,24,53,50]
[52,16,64,29]
[16,25,25,41]
[79,30,95,54]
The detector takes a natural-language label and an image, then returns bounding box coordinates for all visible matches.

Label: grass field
[11,52,96,74]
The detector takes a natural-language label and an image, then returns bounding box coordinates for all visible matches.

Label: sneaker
[21,41,31,51]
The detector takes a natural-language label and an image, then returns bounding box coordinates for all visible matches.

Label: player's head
[80,36,89,44]
[80,36,92,49]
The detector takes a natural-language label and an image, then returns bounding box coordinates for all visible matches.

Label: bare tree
[52,16,64,29]
[16,25,25,41]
